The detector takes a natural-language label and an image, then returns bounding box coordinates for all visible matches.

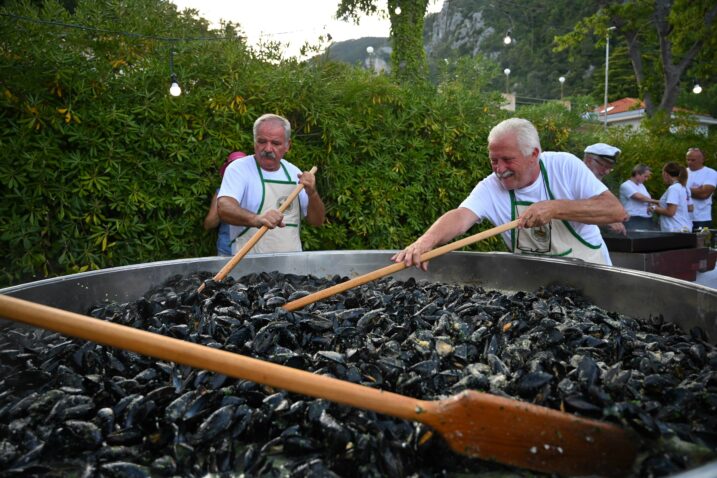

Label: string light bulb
[168,48,181,97]
[394,6,401,15]
[169,74,182,96]
[503,30,512,45]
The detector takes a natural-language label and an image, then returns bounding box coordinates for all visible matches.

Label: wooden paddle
[0,294,638,477]
[283,219,521,312]
[198,166,318,293]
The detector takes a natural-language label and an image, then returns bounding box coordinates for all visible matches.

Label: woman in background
[648,162,692,233]
[203,151,247,255]
[619,163,660,231]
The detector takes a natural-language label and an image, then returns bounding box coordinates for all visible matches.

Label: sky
[170,0,445,58]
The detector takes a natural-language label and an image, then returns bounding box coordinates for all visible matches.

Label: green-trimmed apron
[231,161,302,254]
[508,160,606,264]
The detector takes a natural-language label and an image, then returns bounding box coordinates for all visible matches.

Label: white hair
[253,114,291,142]
[488,118,541,156]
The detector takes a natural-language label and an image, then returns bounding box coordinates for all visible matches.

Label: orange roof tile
[595,98,643,115]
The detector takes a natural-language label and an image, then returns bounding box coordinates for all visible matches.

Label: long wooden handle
[283,219,520,311]
[199,166,318,292]
[0,294,424,421]
[0,293,638,477]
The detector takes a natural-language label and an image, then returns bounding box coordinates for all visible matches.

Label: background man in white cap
[584,143,621,181]
[685,147,717,231]
[584,143,627,235]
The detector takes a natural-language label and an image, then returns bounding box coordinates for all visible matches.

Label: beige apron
[509,160,607,265]
[231,161,302,254]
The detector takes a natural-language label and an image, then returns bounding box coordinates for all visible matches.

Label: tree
[336,0,430,82]
[555,0,717,119]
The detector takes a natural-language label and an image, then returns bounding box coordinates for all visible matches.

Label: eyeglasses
[590,156,615,171]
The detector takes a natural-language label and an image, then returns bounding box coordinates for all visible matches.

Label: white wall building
[590,98,717,136]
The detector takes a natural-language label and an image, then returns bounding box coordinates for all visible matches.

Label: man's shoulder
[540,151,584,173]
[236,155,256,167]
[226,155,256,173]
[692,165,717,174]
[692,166,717,184]
[541,150,580,160]
[540,151,582,167]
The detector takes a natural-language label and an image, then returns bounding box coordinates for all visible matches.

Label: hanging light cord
[0,12,242,42]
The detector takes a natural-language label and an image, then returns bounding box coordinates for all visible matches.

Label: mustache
[497,171,514,179]
[260,151,276,159]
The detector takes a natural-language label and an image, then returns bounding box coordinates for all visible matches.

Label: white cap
[584,143,621,163]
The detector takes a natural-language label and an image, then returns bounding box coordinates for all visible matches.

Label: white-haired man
[393,118,626,268]
[218,114,325,254]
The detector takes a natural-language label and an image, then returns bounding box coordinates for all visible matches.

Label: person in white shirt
[583,143,627,235]
[218,114,325,254]
[648,162,692,233]
[392,118,626,268]
[685,147,717,231]
[619,164,660,231]
[203,151,247,256]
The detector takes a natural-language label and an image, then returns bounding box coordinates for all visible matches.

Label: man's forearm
[691,185,715,200]
[217,198,260,227]
[305,192,325,226]
[550,192,626,225]
[419,208,477,249]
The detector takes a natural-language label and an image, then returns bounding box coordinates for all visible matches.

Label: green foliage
[554,0,717,116]
[336,0,430,83]
[0,0,504,287]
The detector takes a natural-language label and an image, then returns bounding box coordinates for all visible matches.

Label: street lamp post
[603,26,616,128]
[504,68,511,94]
[559,76,565,100]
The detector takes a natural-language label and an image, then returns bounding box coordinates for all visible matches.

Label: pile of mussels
[1,271,716,477]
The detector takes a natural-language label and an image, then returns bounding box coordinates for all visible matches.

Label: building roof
[595,98,642,115]
[592,97,717,127]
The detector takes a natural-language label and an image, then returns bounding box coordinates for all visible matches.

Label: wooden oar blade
[423,391,639,477]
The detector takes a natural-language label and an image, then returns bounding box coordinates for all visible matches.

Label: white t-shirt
[658,183,692,232]
[459,151,611,264]
[217,155,309,238]
[619,180,651,218]
[686,166,717,222]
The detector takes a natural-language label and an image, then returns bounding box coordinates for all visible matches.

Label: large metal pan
[1,251,716,477]
[2,251,715,343]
